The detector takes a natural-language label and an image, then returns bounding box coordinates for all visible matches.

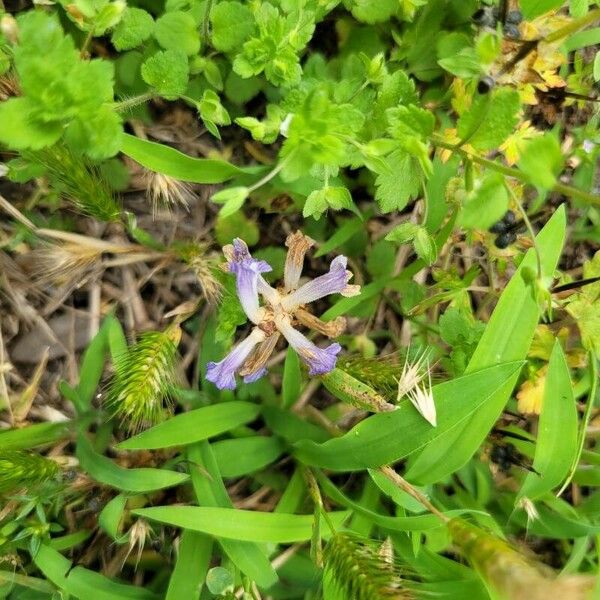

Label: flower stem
[432,137,600,207]
[379,466,449,522]
[247,152,295,193]
[113,92,155,113]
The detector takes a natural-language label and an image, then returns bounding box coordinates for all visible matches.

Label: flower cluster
[206,232,360,390]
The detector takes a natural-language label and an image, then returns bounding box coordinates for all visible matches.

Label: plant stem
[379,466,449,522]
[80,27,95,58]
[432,137,600,207]
[506,184,542,280]
[545,8,600,43]
[113,92,155,113]
[247,152,294,193]
[202,0,214,43]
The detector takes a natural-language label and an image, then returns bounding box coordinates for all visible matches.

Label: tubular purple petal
[281,255,359,311]
[275,316,341,375]
[206,328,266,390]
[226,238,273,324]
[243,367,268,383]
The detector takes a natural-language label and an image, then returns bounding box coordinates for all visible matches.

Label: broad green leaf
[133,506,349,543]
[518,341,578,500]
[456,88,520,151]
[293,362,522,471]
[406,206,566,484]
[212,436,284,477]
[187,442,278,588]
[120,134,259,183]
[165,531,212,600]
[77,435,188,492]
[518,134,563,191]
[141,49,189,99]
[117,401,261,450]
[459,173,509,230]
[210,1,255,52]
[155,11,200,55]
[111,7,154,51]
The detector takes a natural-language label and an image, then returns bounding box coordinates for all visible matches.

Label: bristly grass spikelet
[339,354,405,396]
[145,171,194,214]
[448,518,595,600]
[323,532,414,600]
[25,145,122,222]
[173,241,222,305]
[0,450,60,495]
[107,324,181,432]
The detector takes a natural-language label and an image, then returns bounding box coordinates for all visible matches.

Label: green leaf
[198,89,230,124]
[111,7,154,51]
[98,494,127,541]
[155,11,200,55]
[187,442,278,588]
[133,505,349,543]
[210,1,255,52]
[385,222,420,244]
[34,545,158,600]
[0,97,63,150]
[141,49,189,100]
[521,0,565,19]
[518,341,578,500]
[282,347,302,409]
[303,186,355,220]
[120,134,256,183]
[317,472,467,532]
[406,206,566,484]
[438,47,481,78]
[117,401,261,450]
[211,186,249,217]
[293,362,523,471]
[165,531,212,600]
[350,0,397,23]
[459,173,509,230]
[456,87,521,151]
[0,421,72,450]
[206,567,234,595]
[212,436,284,477]
[77,435,189,492]
[413,226,437,265]
[517,134,563,191]
[375,150,421,213]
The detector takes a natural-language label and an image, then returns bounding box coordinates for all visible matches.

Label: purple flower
[206,328,266,390]
[205,232,361,390]
[281,255,359,311]
[225,239,272,324]
[276,316,341,375]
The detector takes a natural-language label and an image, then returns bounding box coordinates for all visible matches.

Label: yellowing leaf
[517,366,547,415]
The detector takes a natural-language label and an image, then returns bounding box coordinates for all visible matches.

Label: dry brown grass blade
[13,346,49,423]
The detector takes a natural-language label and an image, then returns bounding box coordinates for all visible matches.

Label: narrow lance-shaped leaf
[293,361,523,471]
[518,340,578,500]
[405,206,566,484]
